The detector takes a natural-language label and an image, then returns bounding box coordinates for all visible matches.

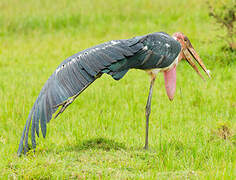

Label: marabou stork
[18,32,211,156]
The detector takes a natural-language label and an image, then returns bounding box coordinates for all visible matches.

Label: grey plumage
[18,32,181,156]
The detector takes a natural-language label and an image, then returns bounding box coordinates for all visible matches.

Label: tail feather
[17,110,33,156]
[31,107,37,148]
[40,96,47,138]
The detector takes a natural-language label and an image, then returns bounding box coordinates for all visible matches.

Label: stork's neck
[147,52,180,77]
[160,53,180,72]
[172,36,177,41]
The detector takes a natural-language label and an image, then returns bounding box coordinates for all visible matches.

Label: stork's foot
[144,144,148,150]
[54,98,75,119]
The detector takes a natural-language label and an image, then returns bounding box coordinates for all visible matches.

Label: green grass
[0,0,235,179]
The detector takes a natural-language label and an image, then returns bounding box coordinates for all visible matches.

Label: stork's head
[173,32,211,80]
[163,32,211,101]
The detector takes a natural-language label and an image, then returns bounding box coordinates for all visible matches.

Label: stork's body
[18,32,210,156]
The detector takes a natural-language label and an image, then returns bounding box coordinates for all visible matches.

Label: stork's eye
[184,37,189,42]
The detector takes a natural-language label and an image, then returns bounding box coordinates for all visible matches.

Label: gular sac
[163,65,176,101]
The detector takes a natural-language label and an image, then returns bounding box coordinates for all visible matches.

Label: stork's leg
[144,75,156,150]
[54,97,76,119]
[53,79,97,119]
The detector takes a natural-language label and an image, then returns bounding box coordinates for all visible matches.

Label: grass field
[0,0,235,179]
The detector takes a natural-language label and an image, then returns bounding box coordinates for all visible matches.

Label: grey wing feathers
[17,35,145,156]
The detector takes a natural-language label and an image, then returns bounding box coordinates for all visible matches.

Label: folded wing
[17,35,146,156]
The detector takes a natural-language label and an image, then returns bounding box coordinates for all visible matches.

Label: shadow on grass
[64,137,127,152]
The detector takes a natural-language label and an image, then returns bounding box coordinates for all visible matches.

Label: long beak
[183,46,211,80]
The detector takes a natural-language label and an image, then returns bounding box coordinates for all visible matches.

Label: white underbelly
[147,53,180,75]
